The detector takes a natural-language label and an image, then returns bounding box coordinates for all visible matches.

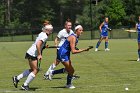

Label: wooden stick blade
[124,30,136,33]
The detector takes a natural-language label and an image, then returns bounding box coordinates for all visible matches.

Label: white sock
[24,72,35,86]
[45,63,56,75]
[17,69,30,80]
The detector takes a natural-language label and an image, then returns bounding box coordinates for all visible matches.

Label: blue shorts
[101,31,108,37]
[56,48,70,62]
[138,34,140,43]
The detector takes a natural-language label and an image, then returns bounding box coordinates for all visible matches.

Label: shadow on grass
[95,50,103,52]
[128,59,137,61]
[20,87,39,91]
[43,77,63,81]
[51,86,66,89]
[52,77,62,79]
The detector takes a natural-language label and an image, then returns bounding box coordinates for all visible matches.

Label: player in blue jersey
[47,25,90,89]
[12,22,53,91]
[136,16,140,61]
[44,20,74,79]
[95,17,111,51]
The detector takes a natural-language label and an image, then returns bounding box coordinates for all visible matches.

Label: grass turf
[0,39,140,93]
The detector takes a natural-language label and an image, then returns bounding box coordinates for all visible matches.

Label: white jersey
[57,29,74,47]
[27,32,48,57]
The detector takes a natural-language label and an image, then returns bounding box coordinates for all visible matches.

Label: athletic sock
[45,63,56,75]
[105,42,108,49]
[52,68,65,75]
[17,69,30,80]
[24,72,35,86]
[138,49,140,58]
[96,41,101,48]
[67,74,73,85]
[51,63,56,70]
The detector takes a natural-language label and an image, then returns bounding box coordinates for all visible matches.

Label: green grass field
[0,39,140,93]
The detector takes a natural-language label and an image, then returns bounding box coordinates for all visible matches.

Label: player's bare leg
[61,61,75,89]
[95,37,104,51]
[21,59,38,91]
[137,43,140,61]
[105,37,110,51]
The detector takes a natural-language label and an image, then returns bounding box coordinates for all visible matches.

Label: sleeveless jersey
[57,34,78,62]
[27,32,48,57]
[101,22,108,37]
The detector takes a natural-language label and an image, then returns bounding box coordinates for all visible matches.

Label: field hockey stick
[46,45,59,48]
[47,46,58,48]
[84,46,93,51]
[37,60,41,70]
[107,28,112,31]
[72,74,80,80]
[86,46,94,50]
[124,30,137,33]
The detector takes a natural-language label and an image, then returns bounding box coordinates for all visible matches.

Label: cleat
[65,84,75,89]
[95,48,98,52]
[21,84,29,91]
[63,68,67,73]
[72,75,80,80]
[105,48,110,51]
[44,74,49,80]
[48,70,53,81]
[137,58,140,61]
[12,76,19,88]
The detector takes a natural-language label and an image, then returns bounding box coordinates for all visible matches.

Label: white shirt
[57,29,74,47]
[27,32,48,57]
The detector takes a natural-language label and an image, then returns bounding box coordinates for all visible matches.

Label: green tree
[18,0,55,28]
[77,0,126,28]
[54,0,85,26]
[122,0,140,27]
[135,0,140,17]
[2,0,55,28]
[0,1,5,27]
[105,0,126,26]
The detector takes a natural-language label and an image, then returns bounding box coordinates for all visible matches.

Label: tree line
[0,0,139,29]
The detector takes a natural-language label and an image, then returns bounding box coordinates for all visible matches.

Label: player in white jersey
[44,20,74,79]
[12,22,53,91]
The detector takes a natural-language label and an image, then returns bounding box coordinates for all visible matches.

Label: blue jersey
[57,34,78,62]
[137,23,140,34]
[101,22,108,37]
[137,23,140,42]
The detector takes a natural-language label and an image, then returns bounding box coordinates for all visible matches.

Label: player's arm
[44,37,59,48]
[36,40,43,60]
[69,36,88,54]
[107,25,112,31]
[99,22,104,32]
[135,23,138,30]
[107,27,112,31]
[54,37,59,46]
[54,31,62,46]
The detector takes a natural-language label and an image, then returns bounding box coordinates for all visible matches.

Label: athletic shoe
[65,84,75,89]
[105,48,110,51]
[95,48,98,51]
[137,58,140,61]
[44,74,49,80]
[72,75,80,80]
[21,84,29,91]
[12,76,19,88]
[63,68,67,73]
[48,70,53,81]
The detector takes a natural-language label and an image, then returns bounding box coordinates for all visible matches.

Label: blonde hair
[43,20,50,26]
[65,18,72,25]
